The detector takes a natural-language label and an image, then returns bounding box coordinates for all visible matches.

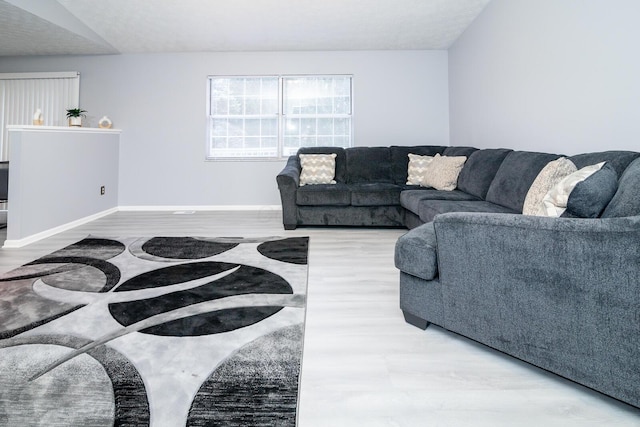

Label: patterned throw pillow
[299,153,337,186]
[523,157,577,216]
[421,154,467,191]
[406,153,434,185]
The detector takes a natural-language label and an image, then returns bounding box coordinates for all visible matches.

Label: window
[207,75,352,159]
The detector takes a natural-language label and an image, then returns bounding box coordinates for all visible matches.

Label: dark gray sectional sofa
[277,145,640,408]
[276,145,477,230]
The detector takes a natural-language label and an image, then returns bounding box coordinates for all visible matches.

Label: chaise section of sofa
[395,153,640,408]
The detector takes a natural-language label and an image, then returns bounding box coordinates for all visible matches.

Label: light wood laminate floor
[1,211,639,426]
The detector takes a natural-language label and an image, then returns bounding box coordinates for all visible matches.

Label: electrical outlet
[100,186,105,195]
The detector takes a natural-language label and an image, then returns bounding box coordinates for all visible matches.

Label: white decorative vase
[98,116,113,129]
[32,108,44,126]
[68,116,82,127]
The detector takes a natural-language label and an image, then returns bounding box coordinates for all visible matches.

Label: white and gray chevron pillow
[299,153,337,186]
[406,153,435,185]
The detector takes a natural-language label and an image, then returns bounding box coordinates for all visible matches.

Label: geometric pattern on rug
[0,236,309,426]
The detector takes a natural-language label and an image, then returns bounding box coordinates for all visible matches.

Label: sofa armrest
[276,156,301,229]
[432,212,640,404]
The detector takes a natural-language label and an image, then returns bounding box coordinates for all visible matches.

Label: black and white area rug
[0,236,309,426]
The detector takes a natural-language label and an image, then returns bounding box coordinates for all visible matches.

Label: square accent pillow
[542,162,605,217]
[406,153,434,186]
[523,157,577,216]
[421,154,467,191]
[299,153,337,186]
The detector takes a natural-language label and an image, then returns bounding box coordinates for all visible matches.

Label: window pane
[245,98,260,115]
[302,136,317,146]
[284,136,301,150]
[244,118,261,136]
[211,119,228,136]
[317,118,333,135]
[335,96,351,114]
[229,137,243,148]
[212,137,227,149]
[245,78,260,94]
[261,118,277,136]
[301,118,316,136]
[284,118,300,136]
[212,98,228,115]
[334,118,350,135]
[261,137,277,149]
[228,118,244,136]
[229,79,244,97]
[228,98,243,115]
[245,137,260,148]
[317,137,334,146]
[262,98,277,114]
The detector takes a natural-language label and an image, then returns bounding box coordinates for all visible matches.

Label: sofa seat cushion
[350,183,403,206]
[400,189,480,214]
[418,200,517,223]
[395,222,439,281]
[296,183,351,206]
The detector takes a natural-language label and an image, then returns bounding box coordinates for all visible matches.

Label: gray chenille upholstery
[390,150,640,408]
[456,148,513,199]
[278,145,640,406]
[602,157,640,218]
[278,145,501,230]
[394,222,438,281]
[484,151,562,212]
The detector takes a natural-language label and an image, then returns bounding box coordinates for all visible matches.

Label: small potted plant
[66,108,87,127]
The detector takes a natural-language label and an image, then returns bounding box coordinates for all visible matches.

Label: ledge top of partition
[7,125,121,134]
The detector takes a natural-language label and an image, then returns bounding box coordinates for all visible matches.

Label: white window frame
[206,74,353,160]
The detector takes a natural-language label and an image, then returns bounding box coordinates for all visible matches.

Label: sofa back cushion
[457,148,513,199]
[568,151,640,178]
[390,145,446,184]
[345,147,392,184]
[298,147,347,183]
[485,151,562,212]
[443,146,478,157]
[601,157,640,218]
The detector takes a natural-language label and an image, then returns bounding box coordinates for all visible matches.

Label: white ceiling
[0,0,490,57]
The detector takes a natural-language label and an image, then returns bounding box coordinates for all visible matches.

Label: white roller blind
[0,71,80,160]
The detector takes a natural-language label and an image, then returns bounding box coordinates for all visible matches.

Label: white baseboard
[2,205,282,248]
[118,205,282,212]
[3,207,119,248]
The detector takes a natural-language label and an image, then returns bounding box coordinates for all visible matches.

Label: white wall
[0,51,449,206]
[449,0,640,155]
[6,127,119,246]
